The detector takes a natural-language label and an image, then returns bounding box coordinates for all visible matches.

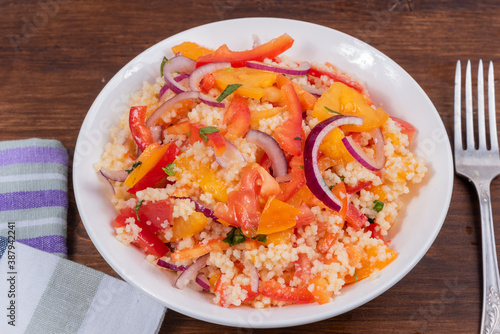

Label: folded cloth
[0,139,166,334]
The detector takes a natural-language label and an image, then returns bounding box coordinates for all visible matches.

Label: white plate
[73,17,453,328]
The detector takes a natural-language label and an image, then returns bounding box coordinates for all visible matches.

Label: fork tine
[465,60,475,150]
[488,61,499,152]
[454,60,463,151]
[477,60,487,149]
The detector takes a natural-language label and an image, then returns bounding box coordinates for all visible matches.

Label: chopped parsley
[216,83,242,102]
[134,200,143,221]
[199,126,220,143]
[160,56,169,77]
[373,200,385,212]
[126,161,142,174]
[325,106,342,115]
[223,227,246,247]
[162,162,176,176]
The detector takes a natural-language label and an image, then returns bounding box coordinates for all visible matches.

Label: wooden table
[1,0,499,332]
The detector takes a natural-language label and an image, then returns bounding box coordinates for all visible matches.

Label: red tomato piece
[274,84,304,156]
[391,116,416,143]
[346,181,373,195]
[189,123,227,156]
[346,203,368,230]
[294,253,312,284]
[295,204,316,227]
[200,73,215,94]
[137,200,173,233]
[277,156,306,202]
[128,143,181,194]
[365,223,383,240]
[223,95,251,139]
[113,205,169,257]
[129,106,154,152]
[196,34,294,68]
[259,280,314,304]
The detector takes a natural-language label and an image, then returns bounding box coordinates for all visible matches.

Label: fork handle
[477,181,500,333]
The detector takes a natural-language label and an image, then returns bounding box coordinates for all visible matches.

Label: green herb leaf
[126,161,142,174]
[134,200,143,221]
[329,185,334,190]
[299,165,304,169]
[253,234,267,243]
[340,176,345,181]
[325,106,342,115]
[373,200,384,212]
[199,126,220,143]
[216,83,243,102]
[223,227,246,247]
[160,56,169,77]
[368,218,375,224]
[162,162,176,176]
[354,271,358,282]
[294,136,302,142]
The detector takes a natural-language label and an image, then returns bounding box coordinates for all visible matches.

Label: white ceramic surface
[73,18,454,328]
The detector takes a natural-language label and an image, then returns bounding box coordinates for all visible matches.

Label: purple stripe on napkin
[18,235,67,254]
[0,146,68,167]
[0,190,67,211]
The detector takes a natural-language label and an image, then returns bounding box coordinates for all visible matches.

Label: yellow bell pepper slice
[313,82,389,132]
[257,196,301,235]
[212,67,277,100]
[124,143,165,188]
[171,41,213,61]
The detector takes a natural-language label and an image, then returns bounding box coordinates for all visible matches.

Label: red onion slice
[198,95,225,108]
[215,140,246,169]
[157,258,187,271]
[150,125,162,144]
[341,127,385,171]
[195,273,210,291]
[303,115,363,212]
[159,73,190,102]
[163,55,196,94]
[247,262,259,293]
[97,170,116,195]
[174,254,209,290]
[299,84,325,97]
[188,62,230,109]
[246,61,311,76]
[275,173,292,183]
[146,91,199,128]
[245,130,287,178]
[188,62,230,92]
[99,167,128,182]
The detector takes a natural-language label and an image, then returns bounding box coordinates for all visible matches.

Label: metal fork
[455,60,500,333]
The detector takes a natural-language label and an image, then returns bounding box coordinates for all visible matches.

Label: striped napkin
[0,139,166,334]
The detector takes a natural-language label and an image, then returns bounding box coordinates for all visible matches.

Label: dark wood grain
[2,0,500,332]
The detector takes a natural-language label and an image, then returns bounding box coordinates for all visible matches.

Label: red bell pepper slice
[308,65,365,94]
[137,200,173,233]
[196,33,294,68]
[274,83,304,156]
[128,143,181,194]
[259,279,314,304]
[200,73,216,94]
[365,223,383,240]
[223,95,251,139]
[129,106,154,152]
